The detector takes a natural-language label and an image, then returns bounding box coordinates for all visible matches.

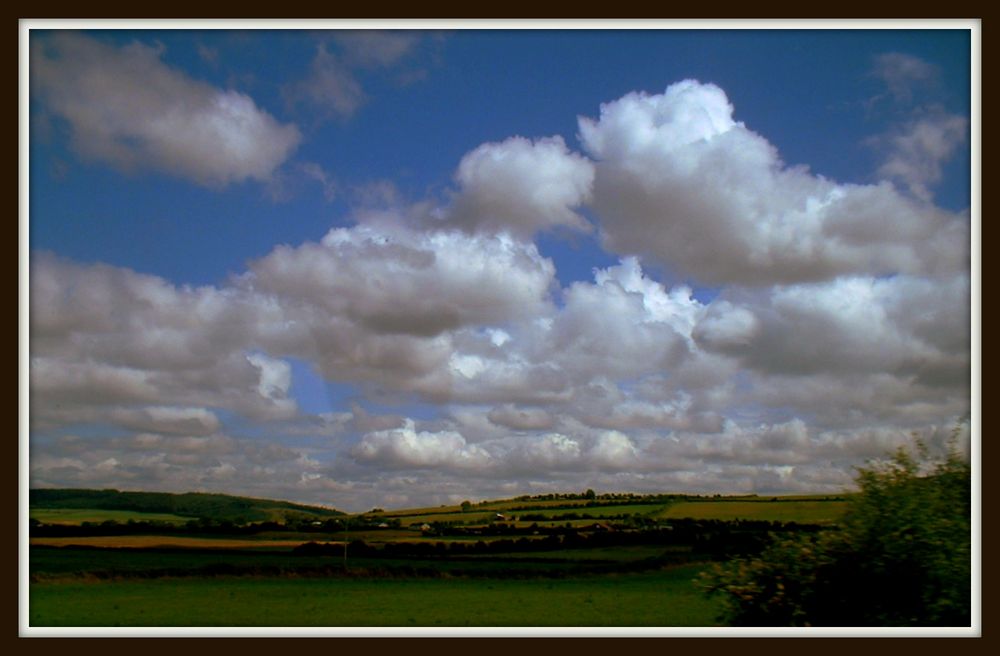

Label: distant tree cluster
[293,518,818,561]
[29,516,375,538]
[507,491,786,508]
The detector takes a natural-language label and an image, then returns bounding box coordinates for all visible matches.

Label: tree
[700,436,972,627]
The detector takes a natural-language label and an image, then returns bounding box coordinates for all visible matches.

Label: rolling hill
[29,488,344,524]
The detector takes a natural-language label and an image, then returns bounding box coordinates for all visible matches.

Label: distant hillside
[29,488,344,524]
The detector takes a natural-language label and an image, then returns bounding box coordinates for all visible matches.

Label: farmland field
[657,499,848,524]
[30,508,192,526]
[460,545,684,562]
[29,564,722,627]
[389,511,496,524]
[380,498,594,518]
[27,488,846,629]
[506,503,669,519]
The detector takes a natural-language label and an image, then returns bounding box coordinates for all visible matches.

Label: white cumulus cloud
[446,135,595,237]
[31,32,301,187]
[246,222,556,338]
[351,420,492,469]
[579,79,968,285]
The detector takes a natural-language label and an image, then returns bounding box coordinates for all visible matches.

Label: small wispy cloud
[299,161,339,202]
[285,31,425,123]
[873,110,969,201]
[870,52,941,105]
[866,52,968,202]
[332,30,420,69]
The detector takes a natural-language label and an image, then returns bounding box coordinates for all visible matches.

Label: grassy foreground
[29,565,721,628]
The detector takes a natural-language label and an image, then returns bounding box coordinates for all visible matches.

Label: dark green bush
[701,437,972,626]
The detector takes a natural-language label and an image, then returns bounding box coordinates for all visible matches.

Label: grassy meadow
[656,498,848,524]
[30,565,721,627]
[30,508,193,526]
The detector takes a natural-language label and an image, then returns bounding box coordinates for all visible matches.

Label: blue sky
[25,23,976,511]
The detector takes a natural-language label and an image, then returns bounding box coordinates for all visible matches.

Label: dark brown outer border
[12,9,986,652]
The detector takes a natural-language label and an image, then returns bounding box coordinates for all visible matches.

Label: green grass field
[29,564,721,627]
[656,499,848,524]
[460,545,686,562]
[513,503,668,518]
[30,508,193,526]
[486,499,593,511]
[391,511,495,524]
[380,498,595,519]
[376,498,847,528]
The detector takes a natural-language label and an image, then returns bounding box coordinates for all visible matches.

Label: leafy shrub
[700,437,972,626]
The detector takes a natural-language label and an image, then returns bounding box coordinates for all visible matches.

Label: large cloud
[29,218,564,428]
[30,430,320,501]
[29,253,298,431]
[246,223,556,337]
[692,273,971,430]
[30,253,259,370]
[31,32,301,187]
[550,257,701,377]
[425,257,707,408]
[445,136,595,237]
[694,274,970,382]
[578,79,969,285]
[241,222,561,399]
